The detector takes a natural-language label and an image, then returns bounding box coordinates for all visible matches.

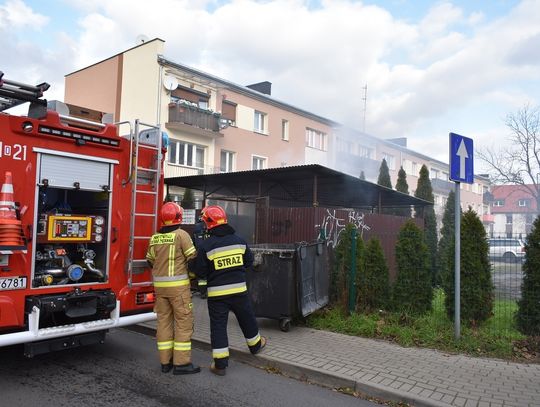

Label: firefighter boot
[251,336,267,355]
[173,363,201,375]
[161,361,173,373]
[210,362,226,376]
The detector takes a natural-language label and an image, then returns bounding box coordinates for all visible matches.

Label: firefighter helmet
[161,202,183,225]
[200,205,227,230]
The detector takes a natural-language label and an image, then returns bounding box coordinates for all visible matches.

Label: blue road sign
[449,132,474,184]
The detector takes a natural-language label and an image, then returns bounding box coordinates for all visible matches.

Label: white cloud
[2,0,540,165]
[0,0,48,29]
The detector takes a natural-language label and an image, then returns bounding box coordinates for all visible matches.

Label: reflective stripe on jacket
[193,226,253,299]
[146,227,196,290]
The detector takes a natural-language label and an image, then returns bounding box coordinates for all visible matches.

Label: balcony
[164,163,222,179]
[166,102,223,138]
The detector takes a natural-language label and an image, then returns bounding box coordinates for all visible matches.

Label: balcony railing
[164,163,222,179]
[167,102,221,133]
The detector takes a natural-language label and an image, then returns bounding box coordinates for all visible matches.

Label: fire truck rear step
[24,330,107,358]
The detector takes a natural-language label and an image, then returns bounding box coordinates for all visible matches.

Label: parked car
[488,238,526,262]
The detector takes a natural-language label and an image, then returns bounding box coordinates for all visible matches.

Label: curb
[132,323,448,407]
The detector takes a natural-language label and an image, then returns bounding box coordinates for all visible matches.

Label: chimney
[246,81,272,96]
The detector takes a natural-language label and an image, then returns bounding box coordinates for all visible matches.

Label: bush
[438,190,458,287]
[331,223,365,311]
[356,237,390,312]
[516,216,540,335]
[392,220,432,314]
[443,208,493,326]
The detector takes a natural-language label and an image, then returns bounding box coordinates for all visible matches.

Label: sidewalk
[140,296,540,407]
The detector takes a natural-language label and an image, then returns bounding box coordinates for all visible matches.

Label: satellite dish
[136,34,149,45]
[163,75,178,91]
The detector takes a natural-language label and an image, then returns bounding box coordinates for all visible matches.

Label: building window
[254,110,267,134]
[252,155,266,170]
[518,199,528,207]
[493,200,505,207]
[171,86,210,109]
[222,100,237,126]
[306,128,327,151]
[337,139,353,153]
[430,168,439,179]
[198,99,208,110]
[412,162,418,174]
[358,145,373,159]
[382,153,395,170]
[168,140,204,168]
[281,119,289,141]
[506,214,512,224]
[220,150,235,173]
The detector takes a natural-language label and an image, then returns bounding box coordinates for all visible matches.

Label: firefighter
[192,205,266,376]
[192,218,208,299]
[146,202,201,375]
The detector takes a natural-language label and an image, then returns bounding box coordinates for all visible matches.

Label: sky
[1,0,539,168]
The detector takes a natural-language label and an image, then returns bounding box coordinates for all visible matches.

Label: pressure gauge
[95,234,103,242]
[95,226,103,234]
[95,216,105,226]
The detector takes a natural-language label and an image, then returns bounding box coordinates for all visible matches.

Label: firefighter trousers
[155,287,194,366]
[208,293,263,369]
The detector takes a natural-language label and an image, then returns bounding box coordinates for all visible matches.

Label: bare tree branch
[477,104,540,213]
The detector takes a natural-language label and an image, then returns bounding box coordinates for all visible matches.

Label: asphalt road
[0,328,378,407]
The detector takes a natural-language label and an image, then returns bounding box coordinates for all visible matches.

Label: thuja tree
[378,159,394,215]
[181,188,195,209]
[443,208,493,325]
[516,216,540,335]
[392,220,432,314]
[394,166,411,218]
[437,190,459,287]
[331,223,365,311]
[414,165,438,286]
[356,237,390,312]
[377,158,392,188]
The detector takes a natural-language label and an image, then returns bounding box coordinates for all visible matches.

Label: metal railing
[168,102,221,133]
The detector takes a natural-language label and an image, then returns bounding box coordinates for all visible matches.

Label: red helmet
[161,202,183,225]
[200,205,227,230]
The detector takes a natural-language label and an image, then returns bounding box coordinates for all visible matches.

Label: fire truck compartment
[33,180,111,288]
[25,289,116,328]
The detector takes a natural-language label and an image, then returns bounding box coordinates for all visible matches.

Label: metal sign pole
[454,182,461,339]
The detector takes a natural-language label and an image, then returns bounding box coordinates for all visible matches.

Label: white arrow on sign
[456,139,469,178]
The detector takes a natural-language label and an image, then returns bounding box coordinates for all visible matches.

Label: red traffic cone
[0,171,17,220]
[0,171,24,248]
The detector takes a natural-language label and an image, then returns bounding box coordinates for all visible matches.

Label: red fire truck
[0,72,162,356]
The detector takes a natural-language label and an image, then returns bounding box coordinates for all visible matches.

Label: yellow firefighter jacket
[146,226,197,295]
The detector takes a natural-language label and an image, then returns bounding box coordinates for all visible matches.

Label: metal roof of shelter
[165,164,432,210]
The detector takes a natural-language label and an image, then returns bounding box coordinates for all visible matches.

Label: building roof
[491,184,538,213]
[158,56,338,127]
[165,164,432,209]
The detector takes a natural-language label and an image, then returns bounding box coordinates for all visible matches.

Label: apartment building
[489,185,538,238]
[331,127,490,230]
[63,38,488,226]
[64,38,335,204]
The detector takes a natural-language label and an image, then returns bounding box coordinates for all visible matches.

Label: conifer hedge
[356,237,390,312]
[442,208,493,325]
[392,220,432,314]
[516,216,540,335]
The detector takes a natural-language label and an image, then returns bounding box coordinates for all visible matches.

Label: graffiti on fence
[316,209,371,248]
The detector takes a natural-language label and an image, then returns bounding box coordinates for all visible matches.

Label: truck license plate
[0,276,27,291]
